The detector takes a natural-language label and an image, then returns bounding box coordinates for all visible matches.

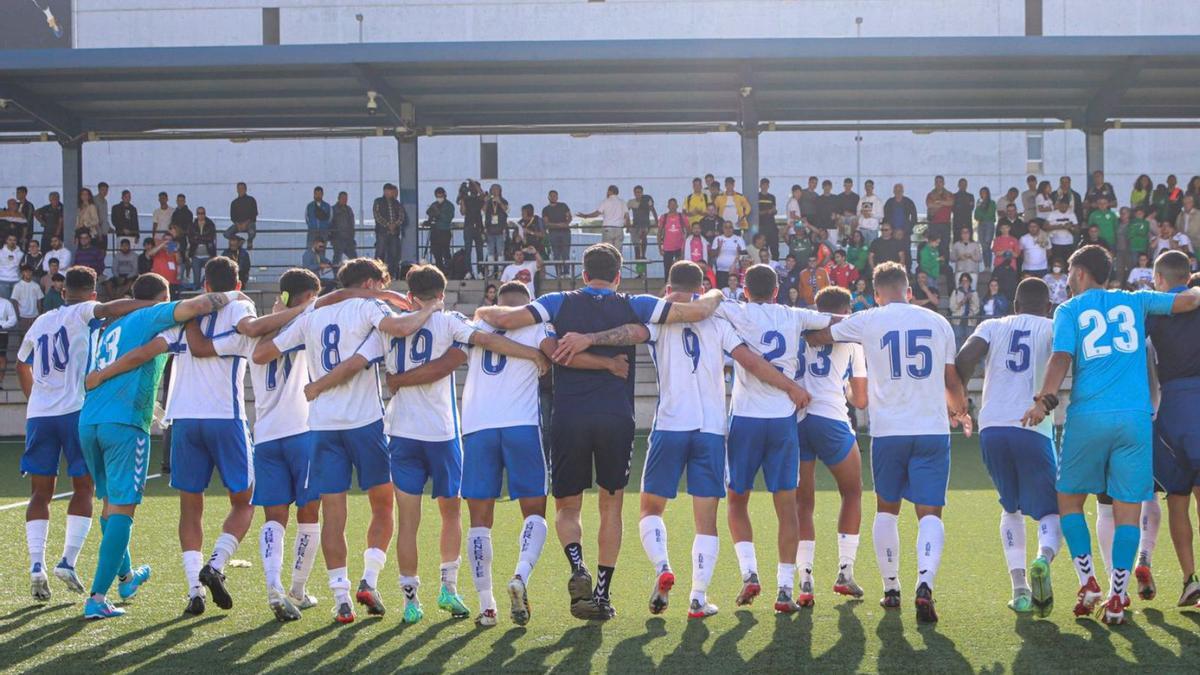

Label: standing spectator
[374,182,407,280]
[810,179,838,241]
[996,186,1020,218]
[169,221,190,286]
[626,185,656,278]
[1152,184,1171,225]
[1034,180,1054,220]
[998,202,1027,240]
[979,278,1010,318]
[810,228,834,268]
[484,183,510,276]
[911,269,940,311]
[11,266,42,327]
[22,240,43,282]
[918,231,943,281]
[859,180,884,229]
[0,200,27,244]
[714,177,751,234]
[949,226,982,283]
[1127,206,1151,259]
[797,254,830,306]
[542,190,573,277]
[1085,170,1116,215]
[72,231,105,279]
[1177,194,1200,244]
[1045,199,1079,264]
[13,187,35,245]
[500,246,543,296]
[1088,196,1119,249]
[229,182,258,248]
[107,238,139,297]
[137,237,155,275]
[1126,252,1154,290]
[172,194,194,242]
[683,177,710,227]
[150,232,182,297]
[222,235,251,287]
[757,178,778,258]
[1044,260,1070,306]
[0,235,21,298]
[1019,219,1050,278]
[41,236,70,274]
[682,221,708,264]
[0,295,15,385]
[951,177,975,234]
[302,237,335,287]
[305,186,332,245]
[828,249,859,289]
[785,183,804,241]
[949,273,980,345]
[857,200,880,245]
[42,273,65,312]
[697,203,723,241]
[75,188,99,241]
[426,187,456,273]
[834,206,858,245]
[799,176,820,228]
[867,223,907,271]
[1163,174,1184,223]
[883,183,917,239]
[187,206,217,289]
[925,176,954,262]
[515,202,546,257]
[845,230,870,277]
[458,180,485,276]
[1020,174,1039,221]
[1053,175,1084,223]
[1114,206,1133,274]
[330,190,357,264]
[779,254,801,295]
[1130,174,1153,212]
[93,182,111,245]
[35,191,63,250]
[576,184,627,252]
[151,191,173,240]
[838,178,860,218]
[708,220,745,288]
[657,198,687,272]
[973,186,996,267]
[111,189,139,248]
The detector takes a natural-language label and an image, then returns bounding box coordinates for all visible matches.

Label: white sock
[514,515,547,582]
[26,520,48,574]
[734,541,757,579]
[873,512,901,591]
[290,522,320,597]
[777,562,796,591]
[400,574,420,603]
[916,515,945,590]
[1073,553,1097,586]
[260,521,285,593]
[1037,514,1061,562]
[796,540,815,585]
[208,532,240,572]
[362,547,387,588]
[440,558,461,593]
[837,532,860,574]
[62,515,92,568]
[328,566,351,604]
[639,515,670,573]
[690,534,719,603]
[1095,502,1114,575]
[1000,511,1028,591]
[468,527,495,611]
[183,550,204,597]
[1139,498,1161,566]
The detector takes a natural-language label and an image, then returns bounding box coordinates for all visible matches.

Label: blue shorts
[24,412,88,478]
[1058,410,1152,503]
[726,415,799,494]
[169,418,253,494]
[642,430,726,499]
[461,425,548,500]
[253,432,317,507]
[1152,385,1200,496]
[979,426,1058,519]
[390,435,463,499]
[79,423,151,506]
[870,434,951,507]
[797,414,856,467]
[310,420,390,494]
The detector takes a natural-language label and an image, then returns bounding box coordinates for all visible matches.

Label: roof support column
[738,83,760,235]
[397,133,419,264]
[61,140,82,247]
[1084,127,1104,177]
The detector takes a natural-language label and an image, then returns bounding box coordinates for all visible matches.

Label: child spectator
[223,235,252,287]
[1126,252,1154,290]
[850,278,874,312]
[1045,259,1070,306]
[828,249,859,288]
[43,273,65,312]
[12,266,43,328]
[40,259,60,293]
[22,240,44,282]
[108,238,139,298]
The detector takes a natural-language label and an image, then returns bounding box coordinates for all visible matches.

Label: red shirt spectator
[992,222,1021,272]
[828,251,860,288]
[150,234,182,285]
[658,209,687,253]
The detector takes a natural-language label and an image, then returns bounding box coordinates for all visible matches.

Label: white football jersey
[372,311,477,442]
[461,321,552,436]
[799,341,866,424]
[160,299,256,421]
[830,302,957,437]
[718,301,831,419]
[646,314,745,434]
[18,301,102,418]
[213,307,313,444]
[970,314,1054,438]
[272,297,391,431]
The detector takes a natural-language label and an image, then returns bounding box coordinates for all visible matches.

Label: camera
[366,91,378,116]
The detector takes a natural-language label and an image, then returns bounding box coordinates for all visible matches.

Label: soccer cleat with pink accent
[648,569,674,615]
[1073,577,1103,617]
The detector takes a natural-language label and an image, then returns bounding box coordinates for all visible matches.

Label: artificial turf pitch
[0,435,1196,674]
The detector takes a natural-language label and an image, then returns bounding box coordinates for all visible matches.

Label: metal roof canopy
[3,35,1200,140]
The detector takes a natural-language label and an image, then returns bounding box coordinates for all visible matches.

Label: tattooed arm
[550,323,649,364]
[172,290,241,323]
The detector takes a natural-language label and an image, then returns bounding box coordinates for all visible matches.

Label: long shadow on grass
[1119,609,1188,667]
[0,605,87,671]
[130,615,291,674]
[606,616,669,672]
[22,615,221,674]
[698,610,756,668]
[1011,616,1116,672]
[500,624,603,672]
[462,626,524,672]
[875,610,972,674]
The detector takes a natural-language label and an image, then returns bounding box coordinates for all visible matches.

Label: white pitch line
[0,473,163,512]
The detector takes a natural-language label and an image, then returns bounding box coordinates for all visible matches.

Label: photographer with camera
[458,179,485,279]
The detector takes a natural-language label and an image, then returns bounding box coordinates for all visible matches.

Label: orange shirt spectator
[798,260,830,306]
[150,233,182,286]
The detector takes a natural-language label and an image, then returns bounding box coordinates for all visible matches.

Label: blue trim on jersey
[230,356,241,419]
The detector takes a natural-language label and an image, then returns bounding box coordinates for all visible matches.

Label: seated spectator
[303,238,336,288]
[22,240,44,282]
[758,247,786,277]
[797,254,830,306]
[108,238,139,298]
[42,235,71,274]
[810,229,834,269]
[722,274,742,302]
[0,295,15,385]
[785,286,803,308]
[137,237,155,275]
[949,273,980,345]
[682,221,708,265]
[223,235,252,287]
[500,246,543,297]
[149,232,183,297]
[918,232,943,280]
[912,270,940,311]
[73,231,106,280]
[40,259,60,293]
[779,254,801,295]
[828,249,859,289]
[1045,259,1070,307]
[949,227,982,283]
[43,273,65,312]
[1078,224,1111,253]
[1126,252,1154,290]
[0,234,23,299]
[980,278,1011,318]
[845,230,869,277]
[1152,220,1193,257]
[850,278,874,312]
[12,266,43,328]
[746,233,768,265]
[481,284,498,307]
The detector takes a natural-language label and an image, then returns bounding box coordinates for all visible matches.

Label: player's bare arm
[662,289,724,324]
[1169,286,1200,314]
[944,364,972,437]
[847,375,868,409]
[313,287,411,312]
[304,353,381,401]
[84,337,168,390]
[172,290,243,324]
[954,336,989,387]
[540,338,630,378]
[16,361,34,398]
[184,318,217,358]
[551,323,650,364]
[382,349,468,395]
[473,304,538,330]
[730,343,812,410]
[376,300,443,338]
[805,326,835,347]
[93,298,157,321]
[469,331,550,376]
[1021,351,1072,427]
[234,299,311,339]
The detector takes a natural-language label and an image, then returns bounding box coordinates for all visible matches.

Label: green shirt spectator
[789,235,813,268]
[1126,217,1150,255]
[919,239,942,279]
[1087,208,1118,248]
[973,199,996,225]
[846,243,869,274]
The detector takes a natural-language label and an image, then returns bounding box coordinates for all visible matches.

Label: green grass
[0,435,1197,674]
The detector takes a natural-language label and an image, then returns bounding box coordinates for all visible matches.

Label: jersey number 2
[1078,307,1137,360]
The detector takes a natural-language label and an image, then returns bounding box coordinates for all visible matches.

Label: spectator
[949,273,980,345]
[1115,206,1134,273]
[757,178,778,258]
[40,258,60,294]
[998,202,1027,240]
[797,254,830,306]
[330,190,357,264]
[305,186,332,245]
[883,183,917,238]
[73,231,105,280]
[785,286,803,308]
[1126,252,1154,290]
[714,177,752,234]
[43,273,65,312]
[697,203,723,241]
[1177,194,1200,244]
[481,283,498,307]
[785,184,804,240]
[35,191,63,250]
[974,186,996,267]
[222,235,251,287]
[697,259,718,292]
[859,179,883,227]
[187,206,219,289]
[172,194,194,241]
[137,237,155,275]
[1088,196,1118,249]
[1045,260,1070,307]
[681,221,707,264]
[828,249,859,289]
[951,177,975,234]
[918,231,943,281]
[426,187,455,273]
[13,187,35,245]
[0,295,15,384]
[94,182,111,244]
[722,274,741,302]
[456,180,484,276]
[1152,221,1194,257]
[149,232,182,297]
[577,184,628,252]
[845,229,870,277]
[1079,224,1110,253]
[374,182,407,280]
[22,240,43,281]
[1054,175,1085,223]
[1020,174,1039,222]
[746,233,768,265]
[12,266,42,327]
[302,238,336,286]
[707,178,722,210]
[799,176,820,228]
[75,188,99,241]
[1034,180,1054,221]
[626,185,656,278]
[229,182,258,248]
[980,278,1010,318]
[867,222,906,271]
[810,179,838,241]
[514,202,546,257]
[0,199,28,245]
[108,238,139,297]
[500,246,543,296]
[758,247,785,277]
[1152,184,1171,224]
[777,254,801,294]
[1019,219,1050,278]
[834,207,858,246]
[925,176,954,254]
[658,198,687,272]
[0,234,22,299]
[1163,174,1184,223]
[709,220,745,288]
[1045,198,1079,263]
[857,199,880,245]
[152,191,173,240]
[950,226,982,284]
[1085,170,1116,215]
[996,186,1021,218]
[912,270,940,311]
[992,220,1020,271]
[1127,206,1151,259]
[850,278,874,312]
[483,183,510,276]
[1188,175,1200,201]
[809,228,834,268]
[1130,174,1153,212]
[838,178,860,218]
[111,189,139,248]
[684,177,710,227]
[542,190,572,277]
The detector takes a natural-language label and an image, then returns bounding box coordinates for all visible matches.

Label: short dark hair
[815,285,852,313]
[51,273,64,282]
[1068,245,1112,286]
[582,243,621,283]
[1189,272,1200,289]
[667,260,704,292]
[383,183,397,192]
[132,273,169,300]
[1154,249,1191,286]
[279,268,321,305]
[64,266,97,293]
[743,264,779,301]
[142,237,155,246]
[204,256,240,292]
[406,264,447,300]
[337,257,388,287]
[1014,277,1050,314]
[872,261,909,291]
[497,280,531,300]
